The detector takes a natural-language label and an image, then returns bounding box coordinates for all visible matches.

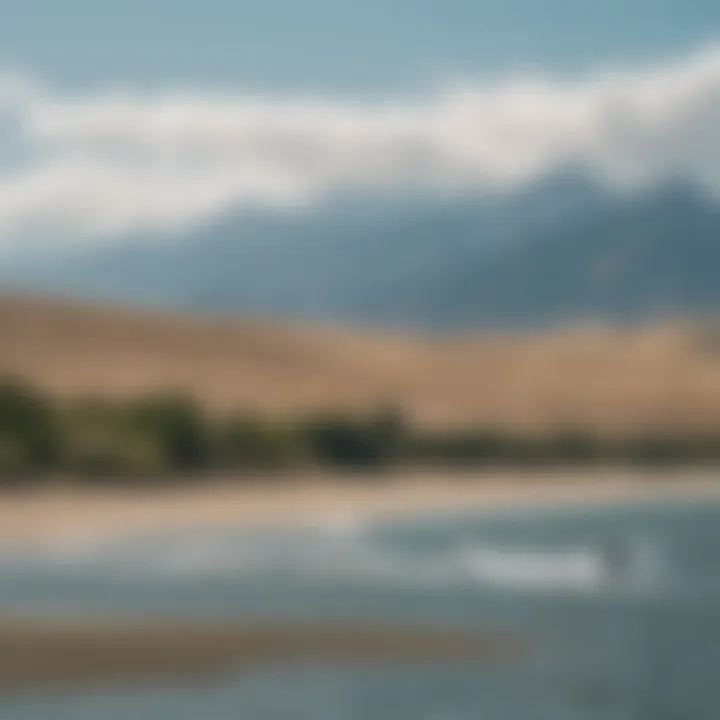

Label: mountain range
[2,176,719,329]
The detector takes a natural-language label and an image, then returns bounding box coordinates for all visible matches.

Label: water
[0,491,718,718]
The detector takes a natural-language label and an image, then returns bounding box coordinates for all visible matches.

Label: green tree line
[0,374,720,481]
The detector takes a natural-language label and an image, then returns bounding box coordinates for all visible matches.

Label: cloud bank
[2,45,720,246]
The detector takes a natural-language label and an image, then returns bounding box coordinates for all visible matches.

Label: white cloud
[2,45,720,247]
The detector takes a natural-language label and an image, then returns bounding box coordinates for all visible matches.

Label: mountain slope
[0,175,605,326]
[2,180,719,329]
[385,185,720,327]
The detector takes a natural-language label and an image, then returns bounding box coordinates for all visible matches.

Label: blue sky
[1,1,720,249]
[3,0,720,93]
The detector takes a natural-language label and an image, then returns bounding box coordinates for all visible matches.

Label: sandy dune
[2,294,720,431]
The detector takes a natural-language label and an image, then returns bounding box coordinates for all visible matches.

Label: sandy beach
[0,470,718,549]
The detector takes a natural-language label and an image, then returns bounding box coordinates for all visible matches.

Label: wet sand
[0,617,521,692]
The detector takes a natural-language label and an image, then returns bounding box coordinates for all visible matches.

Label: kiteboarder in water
[599,540,626,584]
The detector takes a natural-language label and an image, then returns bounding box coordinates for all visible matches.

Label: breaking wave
[0,521,669,593]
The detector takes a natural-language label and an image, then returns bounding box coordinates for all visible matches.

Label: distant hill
[2,177,720,329]
[2,294,720,434]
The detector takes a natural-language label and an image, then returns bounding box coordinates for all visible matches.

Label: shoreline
[0,470,718,549]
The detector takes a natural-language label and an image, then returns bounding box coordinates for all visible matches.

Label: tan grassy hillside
[1,293,720,434]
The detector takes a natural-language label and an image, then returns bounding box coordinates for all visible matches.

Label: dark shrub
[623,435,690,468]
[302,406,408,470]
[60,399,168,478]
[411,428,509,467]
[218,412,307,470]
[543,430,604,466]
[0,375,59,474]
[124,393,210,472]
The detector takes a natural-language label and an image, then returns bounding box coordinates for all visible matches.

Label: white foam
[457,545,608,590]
